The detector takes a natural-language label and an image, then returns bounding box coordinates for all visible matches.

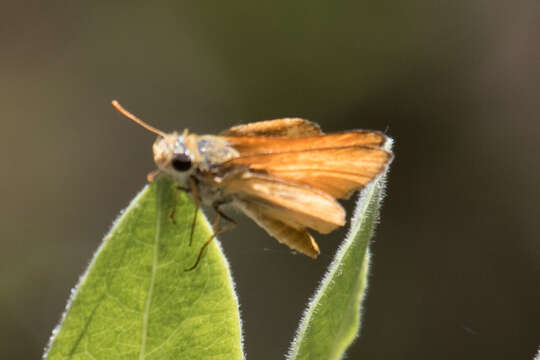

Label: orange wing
[221,118,322,137]
[235,199,321,258]
[223,137,392,198]
[225,130,387,156]
[219,128,392,257]
[224,172,345,234]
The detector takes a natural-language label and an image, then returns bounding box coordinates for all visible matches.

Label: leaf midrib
[139,184,162,360]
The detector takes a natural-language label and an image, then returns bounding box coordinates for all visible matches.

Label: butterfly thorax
[194,135,240,171]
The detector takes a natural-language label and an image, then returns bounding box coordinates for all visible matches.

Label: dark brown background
[1,1,539,359]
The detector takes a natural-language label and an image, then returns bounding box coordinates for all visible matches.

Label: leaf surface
[45,177,244,360]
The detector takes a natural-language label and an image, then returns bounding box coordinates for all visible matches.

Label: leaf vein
[138,184,163,360]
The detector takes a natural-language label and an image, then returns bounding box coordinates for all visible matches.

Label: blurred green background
[1,1,539,359]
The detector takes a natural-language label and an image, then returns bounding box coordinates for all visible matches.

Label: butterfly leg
[169,184,190,223]
[188,177,201,246]
[213,202,237,227]
[146,168,161,183]
[169,187,179,224]
[184,204,236,272]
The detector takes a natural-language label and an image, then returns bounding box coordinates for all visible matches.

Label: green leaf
[287,142,392,360]
[44,176,244,360]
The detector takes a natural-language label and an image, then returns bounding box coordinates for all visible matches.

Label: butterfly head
[153,131,196,180]
[112,100,197,186]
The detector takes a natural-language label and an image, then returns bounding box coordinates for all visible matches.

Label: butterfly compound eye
[171,153,192,172]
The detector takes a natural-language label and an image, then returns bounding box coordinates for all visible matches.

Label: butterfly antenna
[111,100,166,137]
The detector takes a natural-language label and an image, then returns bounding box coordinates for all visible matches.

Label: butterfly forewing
[225,130,387,156]
[222,145,391,198]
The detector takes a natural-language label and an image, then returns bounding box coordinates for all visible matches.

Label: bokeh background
[1,1,539,359]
